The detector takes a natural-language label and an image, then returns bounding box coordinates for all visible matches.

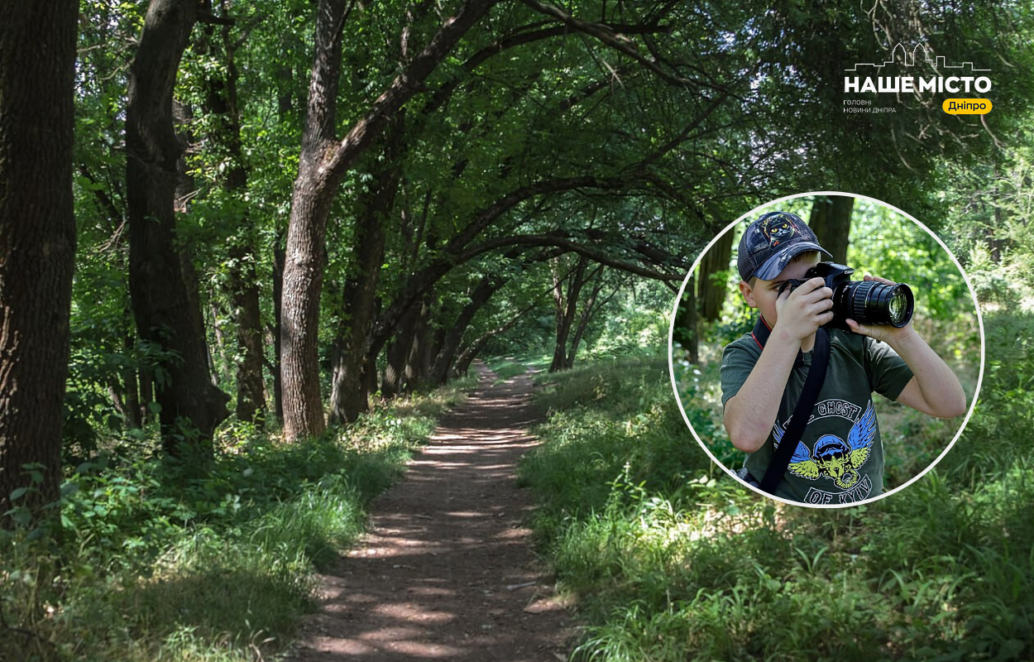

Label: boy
[720,211,967,504]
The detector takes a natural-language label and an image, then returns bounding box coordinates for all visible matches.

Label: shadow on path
[289,362,573,661]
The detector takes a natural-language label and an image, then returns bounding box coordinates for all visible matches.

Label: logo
[842,44,992,115]
[758,213,799,247]
[773,401,877,490]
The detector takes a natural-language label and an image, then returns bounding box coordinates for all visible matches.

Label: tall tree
[565,267,623,370]
[673,271,699,365]
[809,195,854,265]
[549,256,591,372]
[327,118,403,425]
[280,0,498,440]
[698,230,733,321]
[0,0,78,519]
[428,274,508,386]
[197,10,267,424]
[126,0,229,455]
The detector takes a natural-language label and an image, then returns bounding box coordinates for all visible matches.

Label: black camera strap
[748,316,831,495]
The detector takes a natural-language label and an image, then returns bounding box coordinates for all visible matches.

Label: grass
[672,317,979,490]
[484,351,552,382]
[518,313,1034,661]
[0,379,472,662]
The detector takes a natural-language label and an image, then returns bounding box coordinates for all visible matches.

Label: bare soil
[288,363,574,661]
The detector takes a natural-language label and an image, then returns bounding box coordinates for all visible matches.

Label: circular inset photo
[668,192,983,508]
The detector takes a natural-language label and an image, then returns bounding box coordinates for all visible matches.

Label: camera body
[778,262,914,331]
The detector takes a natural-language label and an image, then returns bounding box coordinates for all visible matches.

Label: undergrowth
[673,317,977,491]
[485,352,552,382]
[0,379,471,662]
[519,312,1034,661]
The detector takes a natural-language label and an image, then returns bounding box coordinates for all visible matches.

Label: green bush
[521,342,1034,662]
[0,383,467,662]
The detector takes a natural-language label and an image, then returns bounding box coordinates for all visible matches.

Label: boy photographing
[720,211,967,504]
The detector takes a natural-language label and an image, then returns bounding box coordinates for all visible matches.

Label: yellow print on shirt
[773,401,876,490]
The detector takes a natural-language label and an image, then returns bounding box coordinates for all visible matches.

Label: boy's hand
[845,274,916,347]
[774,277,834,341]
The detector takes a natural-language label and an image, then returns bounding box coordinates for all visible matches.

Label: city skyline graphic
[845,43,989,73]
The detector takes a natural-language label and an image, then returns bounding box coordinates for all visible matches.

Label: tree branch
[457,233,686,281]
[322,0,500,184]
[520,0,712,90]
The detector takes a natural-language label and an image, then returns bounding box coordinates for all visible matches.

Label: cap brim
[753,242,832,281]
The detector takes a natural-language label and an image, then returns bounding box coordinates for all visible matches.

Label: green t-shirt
[720,325,914,504]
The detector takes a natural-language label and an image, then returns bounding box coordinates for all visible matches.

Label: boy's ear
[739,280,757,308]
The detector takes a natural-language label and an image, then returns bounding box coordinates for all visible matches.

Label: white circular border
[666,191,986,509]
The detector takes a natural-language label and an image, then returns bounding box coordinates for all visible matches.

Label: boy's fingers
[864,274,895,285]
[802,285,833,303]
[846,319,870,335]
[790,277,823,297]
[805,277,826,290]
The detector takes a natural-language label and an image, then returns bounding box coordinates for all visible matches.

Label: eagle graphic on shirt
[772,401,876,490]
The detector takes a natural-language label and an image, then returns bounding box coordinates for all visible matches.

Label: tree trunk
[674,271,699,364]
[453,303,537,377]
[272,234,286,424]
[808,195,854,265]
[201,13,267,424]
[402,295,433,392]
[122,329,143,429]
[382,299,425,400]
[699,230,733,320]
[126,0,229,455]
[550,256,589,373]
[362,343,380,398]
[0,0,78,519]
[424,326,446,385]
[453,342,486,378]
[280,0,498,440]
[327,117,401,425]
[565,266,605,369]
[140,366,155,425]
[326,211,389,424]
[381,307,417,400]
[280,0,350,439]
[230,248,266,423]
[428,276,505,385]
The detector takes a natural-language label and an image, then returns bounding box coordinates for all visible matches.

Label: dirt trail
[289,363,573,661]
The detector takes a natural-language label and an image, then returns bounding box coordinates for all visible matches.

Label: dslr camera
[778,262,914,331]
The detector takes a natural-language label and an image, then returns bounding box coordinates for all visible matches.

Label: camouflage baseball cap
[736,211,831,282]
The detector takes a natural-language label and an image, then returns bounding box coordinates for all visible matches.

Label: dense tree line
[2,0,1031,524]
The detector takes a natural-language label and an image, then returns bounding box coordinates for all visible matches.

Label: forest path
[289,362,574,661]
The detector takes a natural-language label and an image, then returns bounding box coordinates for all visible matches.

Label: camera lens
[887,288,911,326]
[837,280,914,328]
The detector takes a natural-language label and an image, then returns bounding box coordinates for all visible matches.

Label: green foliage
[484,352,552,382]
[845,200,979,387]
[521,343,1034,661]
[518,357,722,546]
[0,387,464,662]
[585,282,673,361]
[48,1,1034,660]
